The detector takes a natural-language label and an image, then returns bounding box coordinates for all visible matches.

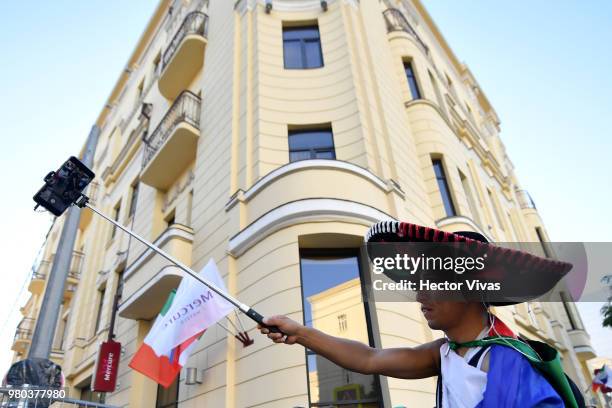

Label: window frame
[93,287,106,335]
[298,248,383,408]
[403,60,422,100]
[432,158,457,217]
[128,181,139,219]
[283,25,324,69]
[288,126,336,162]
[110,200,121,240]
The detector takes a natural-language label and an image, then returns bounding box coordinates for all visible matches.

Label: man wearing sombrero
[259,221,584,407]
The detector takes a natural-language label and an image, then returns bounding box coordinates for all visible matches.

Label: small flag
[129,259,234,387]
[592,365,612,394]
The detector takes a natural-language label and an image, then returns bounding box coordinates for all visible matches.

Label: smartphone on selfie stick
[33,157,282,335]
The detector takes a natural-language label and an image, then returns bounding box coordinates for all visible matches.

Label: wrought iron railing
[516,189,536,210]
[31,260,50,281]
[383,8,429,54]
[143,91,201,167]
[14,318,35,343]
[162,11,209,72]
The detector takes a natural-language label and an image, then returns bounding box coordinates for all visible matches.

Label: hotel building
[12,0,605,406]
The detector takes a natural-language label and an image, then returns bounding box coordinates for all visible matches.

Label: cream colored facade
[12,0,607,406]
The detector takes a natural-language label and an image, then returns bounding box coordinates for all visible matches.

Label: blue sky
[0,1,610,375]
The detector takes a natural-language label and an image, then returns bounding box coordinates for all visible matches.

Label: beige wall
[13,0,604,407]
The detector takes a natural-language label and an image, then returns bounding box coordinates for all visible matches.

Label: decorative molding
[235,0,357,14]
[225,159,402,211]
[228,198,394,256]
[435,215,493,242]
[119,265,184,316]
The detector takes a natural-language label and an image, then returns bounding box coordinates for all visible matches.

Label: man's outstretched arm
[259,315,443,379]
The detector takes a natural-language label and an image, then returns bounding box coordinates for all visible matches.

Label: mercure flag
[592,365,612,393]
[129,259,234,387]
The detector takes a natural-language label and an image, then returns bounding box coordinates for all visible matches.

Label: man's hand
[258,315,302,345]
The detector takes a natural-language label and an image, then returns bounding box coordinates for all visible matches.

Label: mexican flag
[129,259,234,388]
[592,365,612,394]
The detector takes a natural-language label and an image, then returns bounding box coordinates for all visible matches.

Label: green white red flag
[129,259,234,387]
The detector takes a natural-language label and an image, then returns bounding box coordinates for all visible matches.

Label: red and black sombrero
[365,220,573,305]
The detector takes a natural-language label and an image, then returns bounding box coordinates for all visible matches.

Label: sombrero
[365,220,573,306]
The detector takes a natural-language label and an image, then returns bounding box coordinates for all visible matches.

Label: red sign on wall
[92,340,121,392]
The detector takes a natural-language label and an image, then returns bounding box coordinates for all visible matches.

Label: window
[487,189,505,231]
[283,25,323,69]
[165,210,176,228]
[93,288,106,335]
[156,377,179,408]
[445,73,460,106]
[128,182,139,218]
[404,61,421,100]
[300,250,381,407]
[432,159,456,217]
[459,170,482,227]
[135,78,145,107]
[289,127,335,162]
[152,52,161,76]
[108,269,124,337]
[535,227,551,258]
[429,70,445,112]
[337,314,348,332]
[80,381,106,405]
[111,201,121,239]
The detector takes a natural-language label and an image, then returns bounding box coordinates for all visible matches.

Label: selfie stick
[74,195,282,334]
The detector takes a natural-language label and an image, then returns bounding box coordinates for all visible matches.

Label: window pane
[315,150,335,160]
[304,40,323,68]
[289,129,333,150]
[437,179,457,216]
[283,40,303,69]
[283,27,320,41]
[290,150,312,162]
[301,253,381,407]
[289,128,335,162]
[404,62,421,99]
[432,160,456,217]
[283,26,323,69]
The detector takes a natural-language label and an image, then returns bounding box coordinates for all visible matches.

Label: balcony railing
[32,260,50,281]
[14,318,35,343]
[143,91,201,168]
[69,250,85,280]
[162,12,209,72]
[383,8,429,54]
[516,189,536,210]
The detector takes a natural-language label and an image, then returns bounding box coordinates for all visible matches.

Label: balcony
[516,189,536,210]
[158,12,209,100]
[30,251,83,296]
[12,318,35,353]
[119,224,194,320]
[28,260,50,294]
[141,91,201,189]
[383,8,429,55]
[67,250,85,282]
[568,329,596,360]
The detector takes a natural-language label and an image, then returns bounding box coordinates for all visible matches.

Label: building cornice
[123,224,194,280]
[228,198,394,257]
[226,159,403,211]
[235,0,358,14]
